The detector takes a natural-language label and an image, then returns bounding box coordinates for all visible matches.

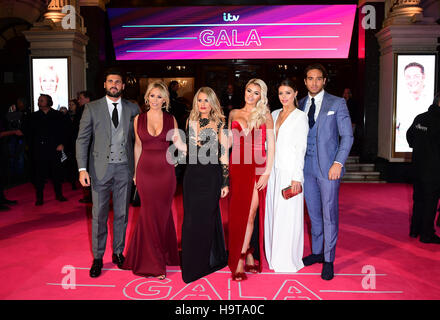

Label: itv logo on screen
[223,12,240,22]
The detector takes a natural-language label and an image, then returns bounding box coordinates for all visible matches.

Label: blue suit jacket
[299,91,353,179]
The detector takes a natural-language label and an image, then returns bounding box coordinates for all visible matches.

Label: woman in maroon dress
[227,79,275,281]
[123,80,182,280]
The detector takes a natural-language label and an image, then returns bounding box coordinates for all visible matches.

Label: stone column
[376,0,440,162]
[23,0,89,105]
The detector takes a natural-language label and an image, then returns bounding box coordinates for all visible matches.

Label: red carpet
[0,182,439,300]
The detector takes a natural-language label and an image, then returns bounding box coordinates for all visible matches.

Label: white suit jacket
[272,108,309,183]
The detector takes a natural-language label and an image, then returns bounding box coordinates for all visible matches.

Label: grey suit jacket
[76,96,140,181]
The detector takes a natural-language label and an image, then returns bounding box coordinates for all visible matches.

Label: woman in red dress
[227,79,275,281]
[123,81,183,280]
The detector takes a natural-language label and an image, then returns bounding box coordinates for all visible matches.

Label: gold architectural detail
[45,0,76,23]
[383,0,435,26]
[36,0,86,33]
[79,0,110,11]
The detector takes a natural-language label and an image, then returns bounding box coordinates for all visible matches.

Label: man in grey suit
[299,64,353,280]
[76,69,140,277]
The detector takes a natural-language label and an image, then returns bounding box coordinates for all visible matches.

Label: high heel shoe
[244,248,259,274]
[232,253,248,281]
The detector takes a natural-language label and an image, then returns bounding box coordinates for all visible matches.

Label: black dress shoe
[79,197,92,203]
[1,199,17,205]
[0,204,10,211]
[35,199,44,206]
[112,253,125,269]
[89,259,103,278]
[420,234,440,244]
[303,253,324,266]
[56,195,68,202]
[409,231,419,238]
[321,262,334,281]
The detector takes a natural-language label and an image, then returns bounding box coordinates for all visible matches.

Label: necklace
[199,117,210,128]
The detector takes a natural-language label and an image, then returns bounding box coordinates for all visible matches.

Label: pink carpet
[0,182,439,300]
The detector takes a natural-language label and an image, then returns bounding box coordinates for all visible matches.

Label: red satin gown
[122,111,179,277]
[228,120,267,274]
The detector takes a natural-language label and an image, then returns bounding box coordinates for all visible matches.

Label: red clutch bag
[281,185,302,200]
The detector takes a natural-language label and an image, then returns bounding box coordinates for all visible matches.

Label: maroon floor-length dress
[228,120,267,274]
[123,111,179,277]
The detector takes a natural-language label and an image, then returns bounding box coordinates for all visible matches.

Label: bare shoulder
[133,114,140,131]
[229,109,238,120]
[266,111,274,125]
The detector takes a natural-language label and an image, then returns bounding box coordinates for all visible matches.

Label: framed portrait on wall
[31,57,70,112]
[393,54,437,157]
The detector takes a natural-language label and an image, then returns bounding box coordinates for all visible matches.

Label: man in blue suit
[299,64,353,280]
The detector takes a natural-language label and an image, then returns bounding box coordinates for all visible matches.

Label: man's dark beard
[106,88,122,98]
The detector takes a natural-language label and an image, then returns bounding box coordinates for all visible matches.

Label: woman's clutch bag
[281,185,302,200]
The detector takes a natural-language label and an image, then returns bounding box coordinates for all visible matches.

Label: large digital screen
[31,57,69,112]
[108,5,356,60]
[394,54,436,154]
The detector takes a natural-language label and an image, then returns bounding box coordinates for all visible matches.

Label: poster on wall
[394,54,436,154]
[31,57,69,112]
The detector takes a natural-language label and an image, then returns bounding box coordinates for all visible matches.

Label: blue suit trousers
[304,154,340,263]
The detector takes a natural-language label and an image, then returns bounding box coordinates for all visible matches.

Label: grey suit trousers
[91,162,132,259]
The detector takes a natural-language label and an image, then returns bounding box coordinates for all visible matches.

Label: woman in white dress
[265,79,309,272]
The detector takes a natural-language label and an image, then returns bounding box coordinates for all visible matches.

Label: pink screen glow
[108,5,356,60]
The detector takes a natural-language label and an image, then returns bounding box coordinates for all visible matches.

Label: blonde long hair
[144,80,170,111]
[245,78,269,131]
[189,87,225,124]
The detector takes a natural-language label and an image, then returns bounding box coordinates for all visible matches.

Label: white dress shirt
[79,96,122,172]
[106,96,122,125]
[304,89,325,121]
[303,89,343,168]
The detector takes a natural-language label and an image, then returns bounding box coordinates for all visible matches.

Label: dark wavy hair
[404,62,424,75]
[304,63,328,80]
[40,94,53,107]
[278,78,299,108]
[103,68,125,83]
